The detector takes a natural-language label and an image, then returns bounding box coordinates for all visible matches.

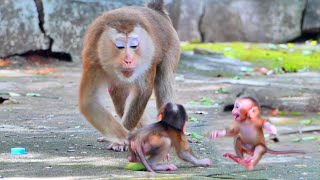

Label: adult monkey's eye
[115,41,125,49]
[128,39,139,49]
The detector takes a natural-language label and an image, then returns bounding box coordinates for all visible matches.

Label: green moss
[181,42,320,72]
[278,111,303,116]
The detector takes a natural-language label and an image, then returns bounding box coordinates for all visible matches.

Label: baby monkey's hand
[209,130,226,139]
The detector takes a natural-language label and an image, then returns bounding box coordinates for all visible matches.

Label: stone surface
[0,54,320,178]
[0,0,50,57]
[200,0,307,43]
[167,0,205,42]
[0,56,320,179]
[1,0,319,62]
[302,0,320,32]
[42,0,145,62]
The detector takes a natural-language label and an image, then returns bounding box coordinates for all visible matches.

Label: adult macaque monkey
[209,97,305,171]
[128,103,212,172]
[79,0,180,151]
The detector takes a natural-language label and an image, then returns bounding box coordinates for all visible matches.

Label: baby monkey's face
[232,99,254,122]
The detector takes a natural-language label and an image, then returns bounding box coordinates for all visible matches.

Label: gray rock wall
[0,0,319,63]
[167,0,205,42]
[302,0,320,32]
[174,0,307,43]
[42,0,145,62]
[0,0,50,57]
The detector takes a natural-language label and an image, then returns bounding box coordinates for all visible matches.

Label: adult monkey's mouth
[121,68,134,78]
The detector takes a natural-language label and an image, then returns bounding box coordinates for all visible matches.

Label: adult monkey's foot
[107,141,128,151]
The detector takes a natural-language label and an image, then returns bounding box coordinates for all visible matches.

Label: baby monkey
[128,102,212,172]
[209,97,305,171]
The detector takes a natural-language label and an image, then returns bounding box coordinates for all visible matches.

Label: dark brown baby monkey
[128,102,212,172]
[209,97,305,171]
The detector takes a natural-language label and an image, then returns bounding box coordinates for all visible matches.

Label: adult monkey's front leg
[106,85,153,151]
[122,87,153,131]
[79,67,129,150]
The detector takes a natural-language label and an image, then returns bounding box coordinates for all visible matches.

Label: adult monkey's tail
[147,0,166,13]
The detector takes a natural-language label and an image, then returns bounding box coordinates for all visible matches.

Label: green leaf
[310,40,317,46]
[300,119,313,125]
[126,162,146,171]
[191,132,204,139]
[302,136,317,141]
[216,88,229,94]
[189,101,200,105]
[291,138,302,143]
[291,136,318,143]
[188,117,199,122]
[278,111,303,116]
[240,67,254,73]
[200,97,214,106]
[9,92,21,97]
[233,76,241,80]
[200,97,214,103]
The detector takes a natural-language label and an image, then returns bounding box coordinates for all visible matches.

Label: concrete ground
[0,55,319,179]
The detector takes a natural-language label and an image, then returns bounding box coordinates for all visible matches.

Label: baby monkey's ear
[157,113,163,121]
[157,104,166,121]
[248,106,260,119]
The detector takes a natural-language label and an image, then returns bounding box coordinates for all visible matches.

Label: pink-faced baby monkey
[128,102,212,172]
[209,97,305,171]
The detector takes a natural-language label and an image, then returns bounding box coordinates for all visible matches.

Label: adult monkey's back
[79,0,180,151]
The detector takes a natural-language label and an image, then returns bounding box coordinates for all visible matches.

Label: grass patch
[181,42,320,72]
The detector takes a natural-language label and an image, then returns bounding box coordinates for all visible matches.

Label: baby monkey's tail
[267,148,305,155]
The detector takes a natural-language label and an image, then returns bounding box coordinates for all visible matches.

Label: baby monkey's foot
[151,164,177,171]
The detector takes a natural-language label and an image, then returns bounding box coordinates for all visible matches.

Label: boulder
[0,0,50,57]
[42,0,145,62]
[167,0,205,42]
[302,0,320,32]
[200,0,306,43]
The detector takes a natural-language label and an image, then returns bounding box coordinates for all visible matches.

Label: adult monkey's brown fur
[79,0,180,151]
[128,103,212,172]
[209,97,305,171]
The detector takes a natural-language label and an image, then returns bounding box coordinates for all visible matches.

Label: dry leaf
[38,67,57,74]
[54,73,63,77]
[0,59,10,67]
[25,67,57,75]
[267,108,279,116]
[253,67,269,75]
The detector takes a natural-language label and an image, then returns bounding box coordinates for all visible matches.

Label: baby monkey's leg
[148,137,177,171]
